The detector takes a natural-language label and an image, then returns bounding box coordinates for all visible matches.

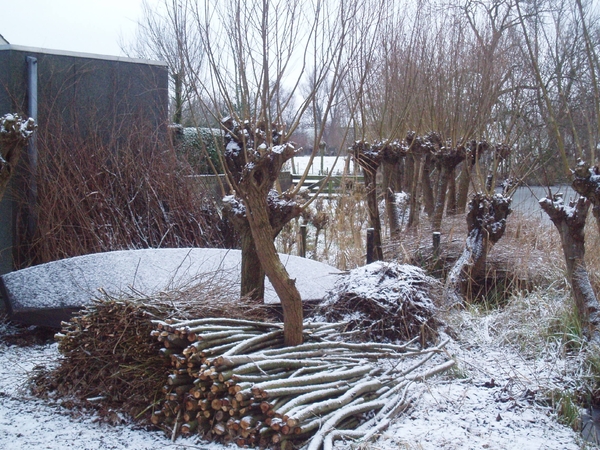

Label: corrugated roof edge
[0,44,168,67]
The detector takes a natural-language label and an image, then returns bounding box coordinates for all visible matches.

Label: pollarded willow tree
[158,0,384,345]
[515,0,600,339]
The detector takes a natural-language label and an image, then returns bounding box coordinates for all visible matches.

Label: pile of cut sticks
[151,318,454,449]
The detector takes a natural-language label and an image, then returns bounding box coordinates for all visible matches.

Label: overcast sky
[0,0,159,58]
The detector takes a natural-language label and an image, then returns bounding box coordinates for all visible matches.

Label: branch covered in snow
[0,113,36,141]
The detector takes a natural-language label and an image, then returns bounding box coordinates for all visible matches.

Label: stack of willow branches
[151,317,454,449]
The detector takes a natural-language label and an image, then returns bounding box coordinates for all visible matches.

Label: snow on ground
[0,310,594,450]
[376,338,582,450]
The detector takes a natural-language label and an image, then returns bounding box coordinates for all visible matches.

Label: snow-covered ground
[0,303,593,450]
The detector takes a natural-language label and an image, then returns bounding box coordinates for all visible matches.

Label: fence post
[432,231,441,259]
[300,224,307,258]
[366,228,375,264]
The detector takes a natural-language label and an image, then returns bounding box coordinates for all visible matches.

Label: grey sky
[0,0,158,58]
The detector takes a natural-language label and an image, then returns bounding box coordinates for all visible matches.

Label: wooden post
[366,228,375,264]
[432,232,441,259]
[300,224,307,258]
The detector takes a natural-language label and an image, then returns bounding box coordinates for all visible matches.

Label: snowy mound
[315,262,441,343]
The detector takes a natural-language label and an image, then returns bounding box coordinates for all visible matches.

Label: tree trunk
[422,154,435,217]
[352,141,383,260]
[407,152,424,229]
[431,168,450,232]
[0,140,21,203]
[540,194,600,340]
[382,155,402,238]
[222,120,302,313]
[431,148,466,232]
[240,230,265,300]
[456,163,472,214]
[446,169,457,215]
[456,141,490,214]
[444,193,511,304]
[396,155,404,193]
[223,200,265,301]
[243,184,304,346]
[226,127,304,346]
[364,167,383,261]
[404,152,415,202]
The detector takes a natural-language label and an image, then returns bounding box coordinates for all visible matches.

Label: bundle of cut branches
[150,317,454,449]
[312,262,442,343]
[37,280,272,419]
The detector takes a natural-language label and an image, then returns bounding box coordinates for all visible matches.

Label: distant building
[0,44,169,275]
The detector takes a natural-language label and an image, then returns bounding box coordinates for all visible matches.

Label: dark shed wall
[0,46,169,275]
[0,46,168,138]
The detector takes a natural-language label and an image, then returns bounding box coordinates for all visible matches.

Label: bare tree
[124,0,204,125]
[160,0,383,346]
[540,193,600,341]
[515,0,600,337]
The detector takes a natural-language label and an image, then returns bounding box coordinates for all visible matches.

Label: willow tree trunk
[444,193,512,304]
[222,118,303,346]
[431,148,465,232]
[404,153,415,202]
[222,199,265,300]
[455,141,490,214]
[383,164,401,238]
[381,142,405,238]
[431,167,448,231]
[240,230,265,300]
[353,141,383,261]
[422,154,435,217]
[242,182,304,346]
[540,194,600,340]
[446,169,457,215]
[0,139,21,202]
[407,152,424,229]
[456,162,474,214]
[364,167,384,261]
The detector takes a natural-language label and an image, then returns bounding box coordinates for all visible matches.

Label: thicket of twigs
[30,258,452,449]
[33,281,271,419]
[14,117,237,269]
[313,261,441,344]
